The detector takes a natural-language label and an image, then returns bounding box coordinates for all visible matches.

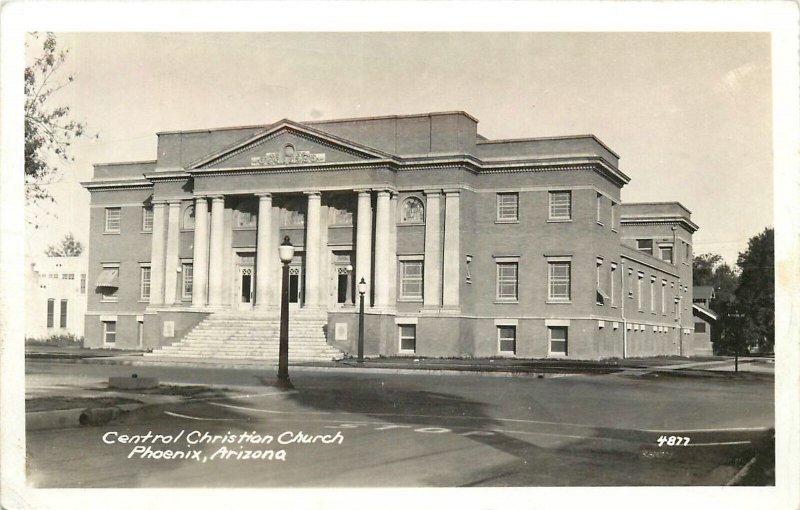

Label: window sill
[329,224,354,229]
[398,350,417,355]
[546,300,572,304]
[103,232,120,235]
[546,218,572,223]
[138,299,150,303]
[100,299,119,303]
[397,298,423,303]
[231,227,256,231]
[548,353,568,358]
[495,220,519,224]
[494,300,519,304]
[140,231,152,234]
[397,222,425,227]
[498,351,517,356]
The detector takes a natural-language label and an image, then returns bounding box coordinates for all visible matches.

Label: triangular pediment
[189,120,393,170]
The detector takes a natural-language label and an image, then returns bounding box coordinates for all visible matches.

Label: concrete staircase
[143,312,344,362]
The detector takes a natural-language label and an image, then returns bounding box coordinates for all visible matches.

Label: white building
[25,256,88,340]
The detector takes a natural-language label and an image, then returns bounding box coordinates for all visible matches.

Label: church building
[81,111,710,360]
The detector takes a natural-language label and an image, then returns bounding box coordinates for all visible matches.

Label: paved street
[25,361,774,487]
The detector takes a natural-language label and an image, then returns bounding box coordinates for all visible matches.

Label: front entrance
[236,252,255,310]
[288,252,304,309]
[331,250,354,307]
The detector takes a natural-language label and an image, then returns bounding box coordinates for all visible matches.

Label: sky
[26,32,773,265]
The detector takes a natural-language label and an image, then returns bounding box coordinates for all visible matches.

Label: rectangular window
[46,298,54,328]
[399,325,416,352]
[611,202,617,230]
[685,242,691,261]
[637,273,644,310]
[636,239,653,255]
[61,273,74,280]
[142,207,153,232]
[80,274,86,294]
[650,277,656,312]
[661,281,667,314]
[98,264,120,302]
[140,266,151,301]
[627,269,634,298]
[182,263,193,299]
[660,245,673,263]
[59,299,68,328]
[105,207,121,233]
[548,326,568,355]
[596,193,602,224]
[103,321,116,344]
[496,193,519,222]
[496,262,519,301]
[695,322,707,333]
[610,263,618,306]
[548,191,572,220]
[400,261,424,300]
[498,326,516,354]
[596,258,609,306]
[548,261,571,301]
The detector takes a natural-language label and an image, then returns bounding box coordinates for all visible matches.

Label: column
[192,196,209,307]
[388,193,398,307]
[355,190,373,303]
[163,200,181,305]
[423,190,442,307]
[373,190,391,308]
[207,196,225,306]
[149,201,167,305]
[255,193,273,309]
[304,192,322,308]
[442,190,460,308]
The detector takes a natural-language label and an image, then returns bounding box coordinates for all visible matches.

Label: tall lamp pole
[357,277,367,364]
[277,236,295,389]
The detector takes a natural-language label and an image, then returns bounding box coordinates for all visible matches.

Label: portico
[147,187,414,316]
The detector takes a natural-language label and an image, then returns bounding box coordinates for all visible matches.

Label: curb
[26,401,165,431]
[725,455,758,486]
[82,357,588,378]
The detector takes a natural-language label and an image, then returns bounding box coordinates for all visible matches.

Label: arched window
[401,197,424,223]
[182,205,195,230]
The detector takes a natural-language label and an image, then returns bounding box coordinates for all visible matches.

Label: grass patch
[730,430,775,486]
[26,396,142,412]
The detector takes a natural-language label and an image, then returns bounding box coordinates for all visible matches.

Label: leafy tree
[735,228,774,353]
[44,232,83,257]
[25,32,91,207]
[693,252,739,354]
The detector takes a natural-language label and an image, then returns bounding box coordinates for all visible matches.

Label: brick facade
[82,111,705,359]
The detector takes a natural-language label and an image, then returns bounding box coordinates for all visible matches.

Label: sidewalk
[26,345,773,376]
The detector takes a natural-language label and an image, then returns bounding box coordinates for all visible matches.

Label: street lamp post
[357,277,367,364]
[277,236,295,389]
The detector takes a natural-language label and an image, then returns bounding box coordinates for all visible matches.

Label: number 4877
[657,435,690,447]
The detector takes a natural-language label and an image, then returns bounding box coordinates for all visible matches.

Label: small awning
[95,268,119,288]
[692,303,717,321]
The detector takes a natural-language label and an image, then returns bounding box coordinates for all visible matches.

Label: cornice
[80,179,153,191]
[620,216,699,233]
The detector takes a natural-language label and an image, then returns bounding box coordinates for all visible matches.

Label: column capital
[424,189,442,196]
[443,188,461,196]
[254,192,273,199]
[151,199,167,207]
[193,194,210,200]
[304,191,322,198]
[209,195,225,202]
[375,189,392,198]
[354,188,372,196]
[167,199,182,207]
